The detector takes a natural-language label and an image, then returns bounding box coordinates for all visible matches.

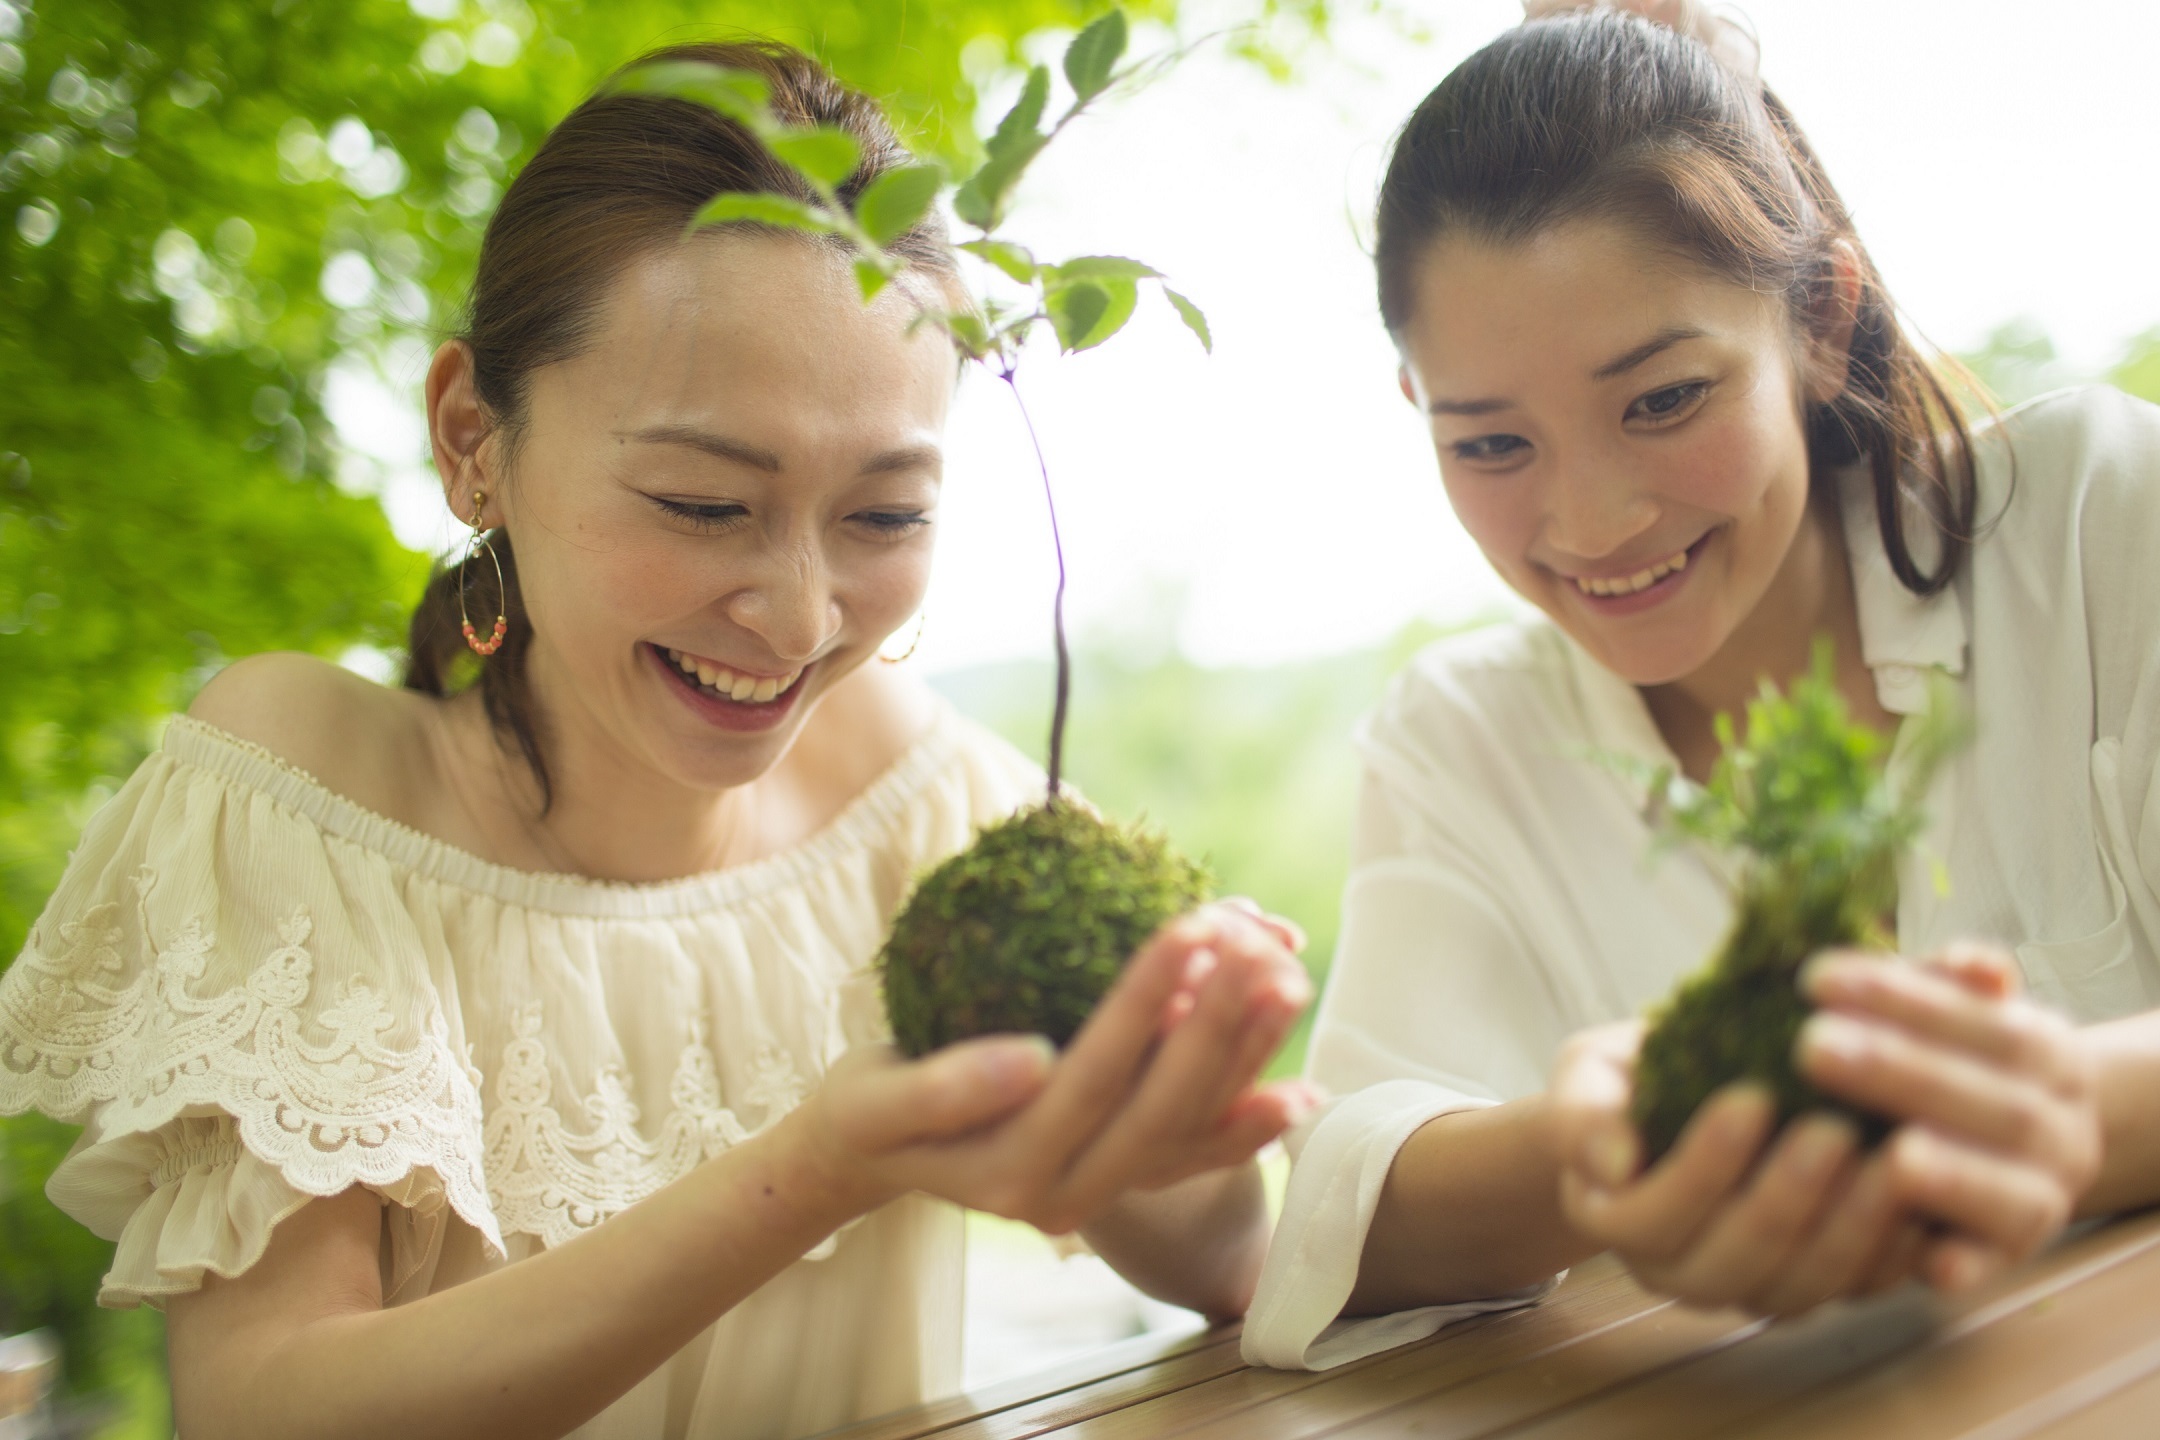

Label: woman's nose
[724,545,842,665]
[1540,460,1661,561]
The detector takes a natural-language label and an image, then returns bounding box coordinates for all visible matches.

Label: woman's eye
[1452,433,1530,463]
[653,497,749,530]
[854,510,931,536]
[1627,381,1709,425]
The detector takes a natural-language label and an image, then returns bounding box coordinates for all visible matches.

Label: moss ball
[1630,857,1892,1162]
[879,801,1211,1057]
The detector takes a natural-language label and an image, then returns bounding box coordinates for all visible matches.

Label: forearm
[2078,1008,2160,1216]
[1346,1095,1597,1314]
[179,1118,871,1440]
[1080,1160,1268,1319]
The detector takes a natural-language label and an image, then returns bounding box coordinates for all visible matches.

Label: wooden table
[818,1209,2160,1439]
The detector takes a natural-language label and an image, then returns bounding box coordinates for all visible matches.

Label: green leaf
[1164,286,1212,353]
[1063,10,1130,103]
[953,66,1052,232]
[690,192,838,235]
[1051,254,1161,282]
[1049,281,1108,350]
[857,164,943,247]
[959,238,1038,283]
[612,61,773,131]
[952,136,1046,231]
[1048,276,1138,353]
[986,65,1052,158]
[770,126,863,189]
[936,308,997,359]
[855,255,896,301]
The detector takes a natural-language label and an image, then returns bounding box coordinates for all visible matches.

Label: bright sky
[335,0,2160,674]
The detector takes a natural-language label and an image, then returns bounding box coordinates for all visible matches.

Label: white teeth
[1573,543,1695,598]
[661,646,805,705]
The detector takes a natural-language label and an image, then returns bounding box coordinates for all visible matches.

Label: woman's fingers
[1548,1021,1647,1183]
[1922,1233,2011,1293]
[1047,926,1287,1218]
[824,1037,1056,1153]
[999,913,1209,1173]
[1747,1148,1903,1315]
[1799,1013,2096,1175]
[1561,1084,1774,1261]
[1804,957,2083,1095]
[1885,1126,2076,1263]
[1640,1114,1857,1307]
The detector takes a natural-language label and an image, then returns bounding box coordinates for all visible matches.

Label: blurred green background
[4,0,2158,1431]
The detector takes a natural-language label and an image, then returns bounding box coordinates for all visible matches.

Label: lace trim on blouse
[0,868,502,1254]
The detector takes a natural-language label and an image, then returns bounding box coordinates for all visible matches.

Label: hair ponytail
[1374,12,1981,596]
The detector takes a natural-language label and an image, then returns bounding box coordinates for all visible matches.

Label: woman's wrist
[765,1097,901,1229]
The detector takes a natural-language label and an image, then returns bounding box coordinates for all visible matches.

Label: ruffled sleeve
[0,726,501,1306]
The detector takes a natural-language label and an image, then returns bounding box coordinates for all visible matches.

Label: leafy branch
[613,9,1211,801]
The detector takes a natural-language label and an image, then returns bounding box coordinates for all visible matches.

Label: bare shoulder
[782,662,940,807]
[188,653,442,816]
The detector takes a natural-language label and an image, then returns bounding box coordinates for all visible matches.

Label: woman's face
[1396,218,1836,688]
[470,233,952,793]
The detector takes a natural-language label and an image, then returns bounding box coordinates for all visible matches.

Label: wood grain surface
[812,1209,2160,1440]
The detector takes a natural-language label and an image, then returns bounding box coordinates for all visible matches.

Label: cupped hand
[792,902,1319,1234]
[1548,1021,1919,1315]
[1798,943,2103,1292]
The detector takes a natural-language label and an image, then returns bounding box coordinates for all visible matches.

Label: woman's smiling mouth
[1559,530,1718,615]
[647,643,812,733]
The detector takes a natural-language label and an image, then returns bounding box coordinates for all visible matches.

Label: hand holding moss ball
[1627,646,1962,1161]
[879,802,1212,1057]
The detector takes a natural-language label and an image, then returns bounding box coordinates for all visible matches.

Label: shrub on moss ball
[879,802,1211,1057]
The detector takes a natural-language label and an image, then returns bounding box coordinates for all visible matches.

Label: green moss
[879,801,1211,1056]
[1630,646,1960,1161]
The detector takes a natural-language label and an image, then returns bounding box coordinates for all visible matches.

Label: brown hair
[404,40,957,808]
[1374,12,1978,596]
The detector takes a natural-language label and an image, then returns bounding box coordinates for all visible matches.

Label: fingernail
[1789,1116,1855,1178]
[1182,947,1219,987]
[991,1034,1056,1086]
[1587,1127,1637,1187]
[1801,1012,1871,1065]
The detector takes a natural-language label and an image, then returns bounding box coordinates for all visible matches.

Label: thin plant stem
[1000,366,1069,805]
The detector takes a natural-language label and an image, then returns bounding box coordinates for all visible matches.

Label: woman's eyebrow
[861,444,942,475]
[1592,325,1709,381]
[618,424,781,472]
[1428,394,1514,417]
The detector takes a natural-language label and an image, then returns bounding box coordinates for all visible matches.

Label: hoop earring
[879,610,926,665]
[458,489,508,657]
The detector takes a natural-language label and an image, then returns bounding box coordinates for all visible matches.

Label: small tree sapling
[617,13,1220,1057]
[1628,646,1963,1161]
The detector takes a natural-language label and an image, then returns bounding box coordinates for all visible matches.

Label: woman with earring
[1242,0,2160,1371]
[0,42,1315,1439]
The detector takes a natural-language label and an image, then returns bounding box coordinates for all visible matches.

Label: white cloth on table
[0,701,1042,1440]
[1244,386,2160,1370]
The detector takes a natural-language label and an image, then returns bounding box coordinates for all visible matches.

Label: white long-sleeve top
[1245,385,2160,1369]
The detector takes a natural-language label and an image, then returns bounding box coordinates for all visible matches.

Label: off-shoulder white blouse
[0,700,1043,1440]
[1246,386,2160,1370]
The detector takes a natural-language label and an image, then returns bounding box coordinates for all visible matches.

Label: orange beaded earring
[458,489,508,657]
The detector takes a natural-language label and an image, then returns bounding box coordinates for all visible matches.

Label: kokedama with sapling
[622,13,1223,1055]
[1629,646,1964,1161]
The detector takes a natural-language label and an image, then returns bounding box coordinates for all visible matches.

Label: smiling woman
[1242,1,2160,1375]
[0,39,1312,1440]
